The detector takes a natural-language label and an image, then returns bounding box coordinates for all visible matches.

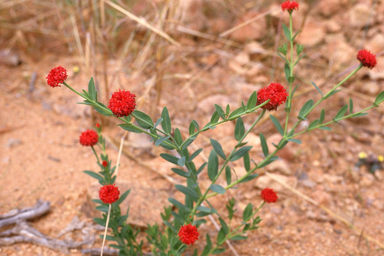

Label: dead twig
[0,200,50,229]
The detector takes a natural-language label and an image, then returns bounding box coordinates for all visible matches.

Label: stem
[284,13,294,135]
[179,100,270,149]
[100,204,112,256]
[91,146,100,163]
[190,110,266,217]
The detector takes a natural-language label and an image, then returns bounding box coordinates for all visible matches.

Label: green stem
[91,146,100,163]
[284,13,294,135]
[190,110,266,217]
[179,100,270,149]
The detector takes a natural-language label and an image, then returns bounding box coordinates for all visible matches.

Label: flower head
[108,90,136,117]
[46,66,68,88]
[281,1,299,13]
[357,49,377,69]
[261,188,278,203]
[178,224,199,245]
[102,160,108,167]
[96,123,100,128]
[79,130,99,147]
[257,82,288,111]
[99,184,120,204]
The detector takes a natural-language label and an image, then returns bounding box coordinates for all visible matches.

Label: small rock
[296,21,325,47]
[374,171,383,181]
[234,52,250,65]
[254,174,298,194]
[367,33,384,55]
[265,160,292,175]
[317,0,343,17]
[244,41,267,55]
[359,173,374,187]
[324,20,342,33]
[349,4,373,27]
[230,11,267,42]
[358,81,380,96]
[6,138,22,148]
[311,190,331,205]
[128,132,153,149]
[369,57,384,79]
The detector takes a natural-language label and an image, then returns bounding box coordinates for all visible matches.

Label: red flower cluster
[257,82,288,111]
[46,66,68,88]
[96,123,101,128]
[108,90,136,117]
[102,161,108,167]
[357,49,377,69]
[79,130,99,147]
[261,188,278,203]
[178,224,199,245]
[281,1,299,12]
[99,184,120,204]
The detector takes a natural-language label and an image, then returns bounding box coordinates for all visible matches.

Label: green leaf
[202,234,212,256]
[288,138,302,144]
[270,115,284,135]
[226,104,230,115]
[292,30,302,42]
[247,91,257,110]
[219,218,229,234]
[324,89,341,99]
[189,121,196,135]
[210,184,226,195]
[171,168,190,178]
[161,107,171,134]
[168,198,190,212]
[213,248,226,254]
[155,135,171,146]
[215,104,226,120]
[118,123,142,133]
[210,111,220,124]
[334,105,348,120]
[231,235,247,241]
[311,81,323,97]
[239,174,258,183]
[234,117,245,141]
[308,119,319,130]
[160,153,179,165]
[225,166,231,185]
[174,128,183,146]
[96,205,109,213]
[83,170,104,183]
[197,162,207,175]
[288,76,295,83]
[189,148,203,163]
[319,126,332,131]
[243,203,253,221]
[208,150,219,181]
[210,139,226,160]
[175,185,199,201]
[257,156,279,168]
[259,133,268,157]
[217,229,226,245]
[93,104,112,116]
[284,63,291,83]
[116,189,131,205]
[230,146,253,162]
[319,109,325,124]
[293,53,307,66]
[349,98,353,114]
[88,77,97,100]
[375,91,384,104]
[277,52,289,64]
[133,110,154,129]
[228,106,245,119]
[177,156,185,167]
[93,217,106,226]
[298,99,313,120]
[243,152,250,172]
[352,112,368,117]
[282,23,291,41]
